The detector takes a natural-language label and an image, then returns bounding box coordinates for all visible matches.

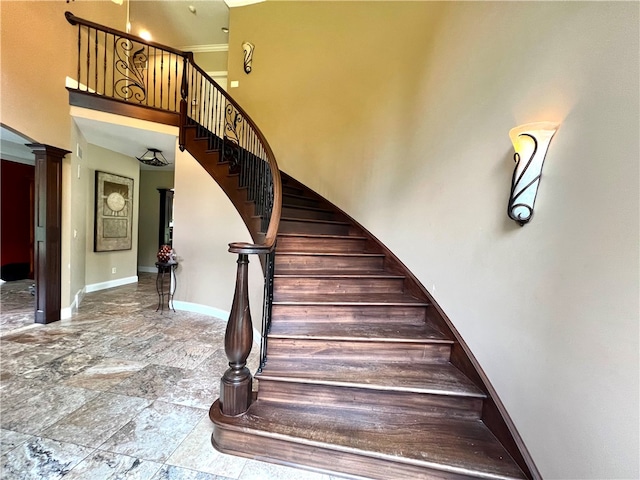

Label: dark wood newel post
[220,253,254,416]
[27,144,70,324]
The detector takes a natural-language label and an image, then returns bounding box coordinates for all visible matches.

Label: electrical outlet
[230,80,239,88]
[112,267,117,274]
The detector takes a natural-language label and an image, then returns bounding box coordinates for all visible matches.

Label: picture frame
[94,171,134,252]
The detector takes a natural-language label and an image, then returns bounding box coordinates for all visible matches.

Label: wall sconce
[507,122,558,226]
[136,148,170,167]
[242,41,254,74]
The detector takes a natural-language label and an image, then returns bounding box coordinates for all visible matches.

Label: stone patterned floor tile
[166,415,246,478]
[0,436,92,480]
[151,340,217,370]
[20,351,103,383]
[0,341,71,382]
[0,385,100,435]
[109,364,187,400]
[63,357,148,391]
[152,464,232,480]
[99,400,205,463]
[0,429,33,456]
[63,449,162,479]
[155,367,219,410]
[43,392,151,448]
[238,460,333,480]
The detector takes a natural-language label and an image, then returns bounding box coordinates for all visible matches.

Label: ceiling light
[221,27,229,34]
[136,148,170,167]
[188,5,196,14]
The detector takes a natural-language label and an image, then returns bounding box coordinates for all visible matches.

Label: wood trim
[68,90,180,127]
[27,144,70,325]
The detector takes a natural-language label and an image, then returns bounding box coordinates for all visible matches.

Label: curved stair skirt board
[173,300,262,346]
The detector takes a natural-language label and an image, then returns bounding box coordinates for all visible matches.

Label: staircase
[65,13,537,480]
[209,175,527,480]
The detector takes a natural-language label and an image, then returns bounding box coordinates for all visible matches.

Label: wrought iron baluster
[76,25,81,90]
[86,26,90,90]
[167,52,172,111]
[103,30,107,95]
[154,51,164,108]
[94,28,98,92]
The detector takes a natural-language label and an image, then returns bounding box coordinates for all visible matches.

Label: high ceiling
[129,0,230,49]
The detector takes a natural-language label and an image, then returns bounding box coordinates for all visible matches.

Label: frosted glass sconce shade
[508,122,558,225]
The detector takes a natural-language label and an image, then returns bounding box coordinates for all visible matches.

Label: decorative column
[27,144,70,324]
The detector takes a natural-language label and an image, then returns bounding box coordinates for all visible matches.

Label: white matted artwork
[94,170,134,252]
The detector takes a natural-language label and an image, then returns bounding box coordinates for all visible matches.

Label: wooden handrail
[65,11,187,56]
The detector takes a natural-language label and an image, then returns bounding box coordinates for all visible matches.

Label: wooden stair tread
[277,233,367,240]
[275,270,403,279]
[273,292,428,305]
[211,402,524,479]
[268,321,449,342]
[258,359,483,397]
[276,252,383,257]
[280,216,350,226]
[281,204,335,214]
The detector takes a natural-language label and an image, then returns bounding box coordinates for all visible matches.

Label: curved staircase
[209,174,528,480]
[64,13,537,480]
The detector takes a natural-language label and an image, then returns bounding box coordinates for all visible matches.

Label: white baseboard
[173,301,229,320]
[61,286,86,319]
[137,266,157,273]
[173,300,260,345]
[86,275,138,293]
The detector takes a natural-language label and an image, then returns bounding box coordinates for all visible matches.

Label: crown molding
[181,44,229,53]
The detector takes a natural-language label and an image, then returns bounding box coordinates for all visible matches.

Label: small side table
[155,260,178,312]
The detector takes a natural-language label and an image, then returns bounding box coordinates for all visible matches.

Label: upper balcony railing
[65,12,281,416]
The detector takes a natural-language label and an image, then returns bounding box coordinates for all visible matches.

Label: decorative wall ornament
[508,122,558,226]
[94,171,133,251]
[242,41,254,74]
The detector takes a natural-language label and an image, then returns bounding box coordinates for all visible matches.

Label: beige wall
[194,51,228,73]
[84,144,139,288]
[138,170,175,270]
[0,1,127,149]
[228,2,639,478]
[172,145,264,321]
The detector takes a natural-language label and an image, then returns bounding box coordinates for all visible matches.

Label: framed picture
[94,171,134,252]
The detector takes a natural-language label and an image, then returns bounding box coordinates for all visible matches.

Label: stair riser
[274,277,404,295]
[275,255,384,271]
[276,236,367,253]
[281,205,336,221]
[279,219,351,235]
[266,338,451,363]
[256,380,482,420]
[271,304,428,324]
[282,185,305,196]
[212,424,479,480]
[282,194,322,208]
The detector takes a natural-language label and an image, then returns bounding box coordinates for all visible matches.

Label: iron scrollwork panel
[114,37,148,104]
[223,103,244,173]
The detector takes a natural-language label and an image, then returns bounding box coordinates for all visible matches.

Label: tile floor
[0,275,344,479]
